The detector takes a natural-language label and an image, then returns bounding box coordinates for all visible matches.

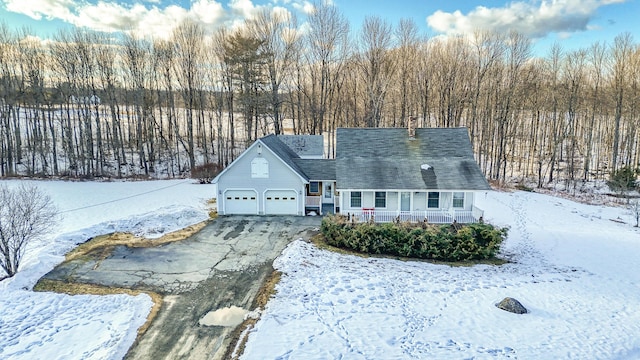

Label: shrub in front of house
[320,214,508,262]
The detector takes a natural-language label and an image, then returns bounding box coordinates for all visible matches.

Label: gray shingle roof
[260,134,308,180]
[294,159,335,180]
[277,135,324,158]
[335,128,491,191]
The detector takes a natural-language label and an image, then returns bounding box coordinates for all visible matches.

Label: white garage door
[264,190,298,215]
[224,190,258,214]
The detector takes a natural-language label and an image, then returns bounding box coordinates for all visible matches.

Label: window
[350,191,362,208]
[375,191,386,208]
[309,181,320,194]
[427,192,440,208]
[453,192,464,208]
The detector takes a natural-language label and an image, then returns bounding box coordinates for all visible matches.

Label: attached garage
[213,136,314,216]
[224,190,258,215]
[264,190,298,215]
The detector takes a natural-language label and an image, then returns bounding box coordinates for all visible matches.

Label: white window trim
[350,191,362,208]
[427,191,440,209]
[452,192,465,208]
[374,191,387,209]
[309,181,320,194]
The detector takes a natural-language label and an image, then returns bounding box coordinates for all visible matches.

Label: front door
[322,182,334,204]
[400,192,411,211]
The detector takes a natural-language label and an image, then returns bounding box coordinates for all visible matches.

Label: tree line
[1,4,639,191]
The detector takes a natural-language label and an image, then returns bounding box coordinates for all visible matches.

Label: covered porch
[344,207,484,224]
[304,180,337,215]
[337,190,485,224]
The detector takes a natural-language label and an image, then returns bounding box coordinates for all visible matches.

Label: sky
[0,0,636,55]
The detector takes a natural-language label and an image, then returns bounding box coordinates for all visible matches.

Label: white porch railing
[472,205,484,222]
[345,209,482,224]
[305,196,322,208]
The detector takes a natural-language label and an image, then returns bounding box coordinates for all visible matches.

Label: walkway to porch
[322,204,335,215]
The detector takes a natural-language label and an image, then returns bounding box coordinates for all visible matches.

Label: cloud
[4,0,78,22]
[426,0,627,39]
[290,1,314,14]
[3,0,229,39]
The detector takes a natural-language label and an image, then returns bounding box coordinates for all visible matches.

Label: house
[212,127,491,223]
[69,95,101,105]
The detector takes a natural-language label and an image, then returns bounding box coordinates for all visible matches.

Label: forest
[0,3,639,191]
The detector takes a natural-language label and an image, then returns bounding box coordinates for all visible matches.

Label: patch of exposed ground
[65,221,209,262]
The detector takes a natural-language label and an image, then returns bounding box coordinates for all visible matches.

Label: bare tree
[630,199,640,227]
[492,31,531,182]
[469,30,505,149]
[0,183,58,279]
[123,33,152,175]
[0,23,20,176]
[212,28,237,164]
[393,18,421,127]
[562,49,587,192]
[246,8,299,135]
[172,20,205,171]
[430,36,471,128]
[610,33,634,172]
[302,2,350,134]
[358,16,394,128]
[584,42,606,181]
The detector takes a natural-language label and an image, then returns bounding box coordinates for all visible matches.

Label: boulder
[496,297,528,314]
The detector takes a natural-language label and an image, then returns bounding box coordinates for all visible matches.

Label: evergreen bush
[607,166,639,194]
[320,214,508,262]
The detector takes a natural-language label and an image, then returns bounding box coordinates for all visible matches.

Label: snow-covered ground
[242,190,640,359]
[1,181,640,360]
[0,179,214,360]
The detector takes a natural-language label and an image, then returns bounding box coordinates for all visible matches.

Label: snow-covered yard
[1,180,640,359]
[241,191,640,359]
[0,179,214,360]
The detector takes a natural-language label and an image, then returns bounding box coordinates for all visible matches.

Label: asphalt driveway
[43,216,321,359]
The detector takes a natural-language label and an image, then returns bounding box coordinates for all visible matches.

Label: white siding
[216,142,305,215]
[386,192,399,211]
[362,192,374,208]
[464,192,474,211]
[413,192,427,211]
